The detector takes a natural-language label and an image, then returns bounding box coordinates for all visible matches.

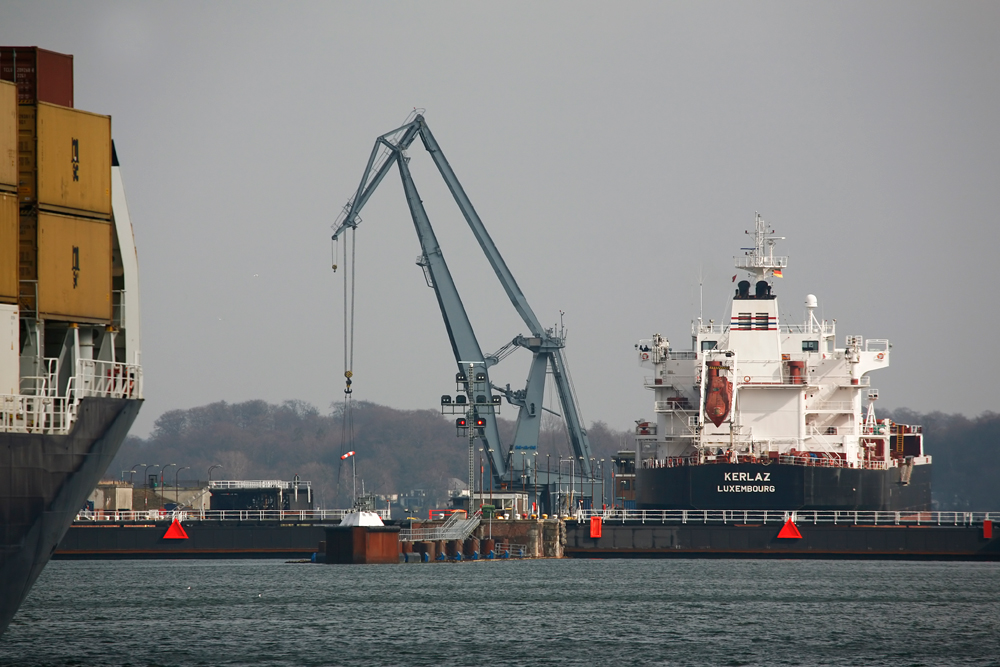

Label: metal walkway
[400,511,481,542]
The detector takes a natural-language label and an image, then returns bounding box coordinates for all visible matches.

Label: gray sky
[5,2,999,438]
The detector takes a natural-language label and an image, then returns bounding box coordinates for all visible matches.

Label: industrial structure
[331,113,597,514]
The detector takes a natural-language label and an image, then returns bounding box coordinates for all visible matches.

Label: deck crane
[331,113,595,506]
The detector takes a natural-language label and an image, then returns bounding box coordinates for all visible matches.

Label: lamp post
[532,452,538,516]
[208,464,223,482]
[160,464,176,510]
[590,457,596,510]
[128,463,143,487]
[175,466,190,507]
[600,459,605,509]
[546,454,551,516]
[142,464,159,510]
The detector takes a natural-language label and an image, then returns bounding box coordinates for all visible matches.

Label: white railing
[694,322,835,335]
[75,359,142,400]
[804,400,854,412]
[73,508,389,523]
[1,358,141,434]
[209,480,313,491]
[400,511,481,542]
[577,508,997,527]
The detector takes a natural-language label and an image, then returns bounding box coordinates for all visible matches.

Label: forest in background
[105,400,633,509]
[104,401,999,510]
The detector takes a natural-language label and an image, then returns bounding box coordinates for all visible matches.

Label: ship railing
[73,508,390,522]
[74,359,142,400]
[779,454,895,471]
[400,511,481,542]
[579,509,998,527]
[0,393,75,434]
[693,322,835,335]
[208,480,313,490]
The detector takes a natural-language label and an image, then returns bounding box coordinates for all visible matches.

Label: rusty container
[0,80,15,192]
[324,526,400,565]
[0,193,16,303]
[463,537,480,557]
[0,47,74,107]
[35,103,111,217]
[413,541,436,560]
[445,540,462,558]
[36,211,112,322]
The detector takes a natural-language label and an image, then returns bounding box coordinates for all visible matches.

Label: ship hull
[0,397,141,635]
[637,462,931,511]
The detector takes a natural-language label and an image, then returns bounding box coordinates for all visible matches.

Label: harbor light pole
[175,466,190,508]
[160,464,176,510]
[129,464,143,487]
[208,464,223,482]
[142,464,159,510]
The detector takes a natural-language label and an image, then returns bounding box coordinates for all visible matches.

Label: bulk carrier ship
[0,47,142,635]
[634,214,930,511]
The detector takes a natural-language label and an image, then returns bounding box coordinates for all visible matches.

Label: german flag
[773,269,783,278]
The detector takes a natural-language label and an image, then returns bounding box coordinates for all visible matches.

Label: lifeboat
[704,364,733,427]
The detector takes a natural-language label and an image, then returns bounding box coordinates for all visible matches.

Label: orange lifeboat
[704,363,733,427]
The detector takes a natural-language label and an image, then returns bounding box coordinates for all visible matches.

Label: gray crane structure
[331,114,596,510]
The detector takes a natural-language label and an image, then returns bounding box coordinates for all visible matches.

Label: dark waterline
[2,559,998,666]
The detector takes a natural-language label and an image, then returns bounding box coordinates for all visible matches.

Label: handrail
[74,508,389,522]
[576,509,996,526]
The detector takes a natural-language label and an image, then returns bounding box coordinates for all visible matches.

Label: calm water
[1,559,998,666]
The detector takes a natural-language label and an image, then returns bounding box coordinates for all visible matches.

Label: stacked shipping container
[0,47,112,323]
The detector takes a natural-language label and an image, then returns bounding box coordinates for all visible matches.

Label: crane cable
[335,228,358,503]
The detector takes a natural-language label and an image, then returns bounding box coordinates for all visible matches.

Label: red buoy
[163,519,189,540]
[777,519,802,539]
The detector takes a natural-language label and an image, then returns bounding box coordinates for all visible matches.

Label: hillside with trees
[105,401,999,511]
[105,399,634,509]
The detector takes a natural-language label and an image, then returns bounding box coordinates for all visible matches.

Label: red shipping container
[0,47,73,107]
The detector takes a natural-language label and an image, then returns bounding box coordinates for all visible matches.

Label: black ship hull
[637,462,931,511]
[0,397,141,636]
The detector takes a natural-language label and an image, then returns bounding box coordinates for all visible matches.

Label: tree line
[105,399,633,509]
[105,400,999,510]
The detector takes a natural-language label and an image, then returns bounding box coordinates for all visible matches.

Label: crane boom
[333,114,594,485]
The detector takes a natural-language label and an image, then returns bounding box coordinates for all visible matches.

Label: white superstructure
[636,214,928,472]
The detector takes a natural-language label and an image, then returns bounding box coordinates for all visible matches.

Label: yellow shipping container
[18,105,36,204]
[36,102,111,217]
[0,193,16,303]
[36,211,112,322]
[0,81,14,192]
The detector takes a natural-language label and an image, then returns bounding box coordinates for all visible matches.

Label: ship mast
[736,213,787,282]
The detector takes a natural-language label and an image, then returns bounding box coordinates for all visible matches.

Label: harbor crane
[331,113,595,508]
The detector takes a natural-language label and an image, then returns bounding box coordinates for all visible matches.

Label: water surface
[2,559,998,666]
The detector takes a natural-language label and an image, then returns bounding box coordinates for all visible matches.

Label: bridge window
[701,340,717,351]
[802,340,819,352]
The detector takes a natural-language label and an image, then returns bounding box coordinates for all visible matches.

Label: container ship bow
[1,47,142,635]
[633,214,930,511]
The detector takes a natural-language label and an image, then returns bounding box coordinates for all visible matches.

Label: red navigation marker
[590,516,602,539]
[777,519,802,539]
[163,519,189,540]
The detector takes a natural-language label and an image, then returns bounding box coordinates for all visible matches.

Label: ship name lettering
[716,485,776,493]
[723,472,770,482]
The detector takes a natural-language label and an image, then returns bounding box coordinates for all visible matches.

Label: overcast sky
[4,2,999,438]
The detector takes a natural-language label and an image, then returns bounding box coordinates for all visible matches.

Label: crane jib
[331,114,594,484]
